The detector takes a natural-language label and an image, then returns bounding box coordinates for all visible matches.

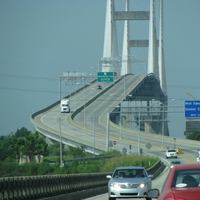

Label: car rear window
[172,169,200,187]
[168,150,176,152]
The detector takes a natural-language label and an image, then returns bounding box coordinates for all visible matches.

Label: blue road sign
[185,100,200,118]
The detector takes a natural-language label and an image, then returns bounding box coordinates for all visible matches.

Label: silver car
[106,166,153,200]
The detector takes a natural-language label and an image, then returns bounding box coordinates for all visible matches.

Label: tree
[34,132,48,163]
[21,133,47,163]
[0,128,48,163]
[0,135,16,161]
[186,130,200,141]
[21,134,36,163]
[15,127,31,138]
[10,137,25,163]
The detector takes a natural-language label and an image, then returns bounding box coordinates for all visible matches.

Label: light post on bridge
[106,111,110,152]
[93,114,96,156]
[59,118,64,168]
[82,77,86,129]
[174,138,176,149]
[92,112,101,156]
[137,107,141,155]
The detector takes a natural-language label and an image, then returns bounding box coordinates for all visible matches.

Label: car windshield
[113,169,147,178]
[172,169,200,187]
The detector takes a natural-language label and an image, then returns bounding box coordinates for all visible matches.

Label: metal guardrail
[0,160,164,200]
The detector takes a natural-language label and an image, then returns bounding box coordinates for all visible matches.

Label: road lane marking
[178,153,197,163]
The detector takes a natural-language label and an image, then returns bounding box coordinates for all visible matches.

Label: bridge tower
[158,0,167,96]
[101,0,120,75]
[121,0,131,75]
[101,0,169,136]
[101,0,167,95]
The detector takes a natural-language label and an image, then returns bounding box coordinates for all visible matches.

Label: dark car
[170,160,181,169]
[147,163,200,200]
[97,85,102,90]
[106,166,153,200]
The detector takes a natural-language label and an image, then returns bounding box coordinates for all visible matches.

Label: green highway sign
[97,72,114,82]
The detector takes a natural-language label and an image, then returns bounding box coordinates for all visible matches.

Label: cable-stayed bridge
[31,0,197,155]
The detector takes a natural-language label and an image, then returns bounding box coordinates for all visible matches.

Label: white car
[166,149,177,159]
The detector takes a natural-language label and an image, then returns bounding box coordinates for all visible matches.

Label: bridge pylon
[100,0,167,97]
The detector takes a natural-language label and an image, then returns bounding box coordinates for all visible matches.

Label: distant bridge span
[31,74,196,156]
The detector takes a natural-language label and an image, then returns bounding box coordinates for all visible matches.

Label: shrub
[100,155,159,172]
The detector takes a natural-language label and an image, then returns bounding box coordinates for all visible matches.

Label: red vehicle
[147,163,200,200]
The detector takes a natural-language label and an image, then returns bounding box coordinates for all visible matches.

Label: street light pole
[138,107,141,155]
[162,108,164,148]
[120,115,122,139]
[174,138,176,149]
[59,77,61,102]
[93,114,96,156]
[59,118,63,168]
[106,112,110,152]
[124,75,126,99]
[161,102,167,148]
[83,78,86,128]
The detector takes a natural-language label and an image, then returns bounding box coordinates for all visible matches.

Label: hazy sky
[0,0,200,139]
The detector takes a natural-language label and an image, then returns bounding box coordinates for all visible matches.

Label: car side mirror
[148,174,154,179]
[147,189,159,198]
[106,175,112,179]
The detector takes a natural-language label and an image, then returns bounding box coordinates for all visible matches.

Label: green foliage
[76,160,102,173]
[66,145,87,158]
[37,162,55,175]
[4,156,15,163]
[100,155,159,172]
[0,162,56,177]
[0,154,159,177]
[15,127,31,138]
[0,128,48,164]
[0,127,159,177]
[97,150,120,157]
[0,163,19,177]
[186,130,200,141]
[0,135,16,161]
[47,142,60,156]
[66,161,79,173]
